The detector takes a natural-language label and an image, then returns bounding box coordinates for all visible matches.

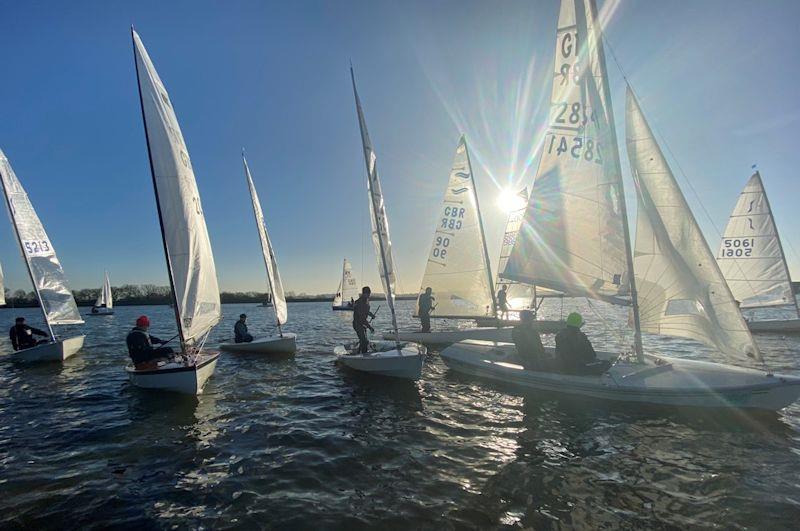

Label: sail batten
[417,136,495,318]
[243,155,288,327]
[133,30,221,346]
[0,150,83,329]
[717,172,796,313]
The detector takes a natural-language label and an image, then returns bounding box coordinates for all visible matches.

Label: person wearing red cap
[126,315,174,368]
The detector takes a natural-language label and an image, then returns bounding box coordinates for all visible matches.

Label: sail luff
[0,263,5,306]
[350,67,399,337]
[105,271,113,309]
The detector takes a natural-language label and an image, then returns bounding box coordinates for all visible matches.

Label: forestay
[418,136,495,318]
[0,149,83,326]
[503,0,629,304]
[717,172,796,311]
[133,30,221,345]
[95,271,113,309]
[334,259,359,306]
[351,68,399,335]
[243,155,288,326]
[625,89,760,362]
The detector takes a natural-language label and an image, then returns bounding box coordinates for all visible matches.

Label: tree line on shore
[1,284,416,307]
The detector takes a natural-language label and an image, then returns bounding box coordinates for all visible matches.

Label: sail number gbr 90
[22,239,53,257]
[720,238,755,257]
[433,206,465,260]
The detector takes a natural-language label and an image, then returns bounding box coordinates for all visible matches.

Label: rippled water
[1,299,799,528]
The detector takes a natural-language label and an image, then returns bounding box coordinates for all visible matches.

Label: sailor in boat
[9,317,49,351]
[125,315,174,369]
[496,285,509,320]
[512,310,552,370]
[234,314,254,343]
[91,307,99,314]
[353,286,375,353]
[348,297,354,308]
[554,313,610,375]
[418,287,435,333]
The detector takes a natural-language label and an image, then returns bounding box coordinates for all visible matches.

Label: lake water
[1,299,799,528]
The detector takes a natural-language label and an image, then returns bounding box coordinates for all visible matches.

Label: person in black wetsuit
[554,312,610,375]
[9,317,49,351]
[234,314,254,343]
[418,287,435,333]
[511,310,551,371]
[126,315,174,368]
[496,285,509,320]
[352,286,375,353]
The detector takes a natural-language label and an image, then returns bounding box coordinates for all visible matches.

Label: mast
[243,153,282,336]
[132,27,185,348]
[350,66,400,340]
[0,173,55,341]
[757,171,800,318]
[462,136,498,318]
[587,0,643,361]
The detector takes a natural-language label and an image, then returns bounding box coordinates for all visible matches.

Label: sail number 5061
[720,238,754,257]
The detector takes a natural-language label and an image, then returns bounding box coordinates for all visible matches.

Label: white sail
[0,262,5,306]
[717,172,796,311]
[336,259,359,306]
[0,149,83,327]
[94,271,113,309]
[496,187,533,306]
[351,68,399,334]
[625,88,759,361]
[243,155,288,326]
[503,0,630,304]
[417,136,495,318]
[133,30,221,345]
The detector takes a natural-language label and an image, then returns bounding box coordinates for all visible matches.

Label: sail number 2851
[720,238,754,257]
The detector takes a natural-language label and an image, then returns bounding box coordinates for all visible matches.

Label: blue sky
[0,0,798,295]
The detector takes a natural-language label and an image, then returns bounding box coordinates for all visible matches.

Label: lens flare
[497,188,527,213]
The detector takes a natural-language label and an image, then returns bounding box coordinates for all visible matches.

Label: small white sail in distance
[94,271,113,309]
[0,149,83,329]
[243,154,288,327]
[625,88,760,362]
[0,262,5,306]
[717,172,798,314]
[417,135,496,319]
[333,258,358,307]
[132,29,221,346]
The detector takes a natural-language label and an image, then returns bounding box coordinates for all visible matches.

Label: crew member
[352,286,375,353]
[418,287,435,333]
[234,314,254,343]
[126,315,174,368]
[9,317,49,351]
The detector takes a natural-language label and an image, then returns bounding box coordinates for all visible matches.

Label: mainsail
[417,136,496,318]
[133,29,221,346]
[625,89,759,361]
[243,155,288,327]
[496,187,534,306]
[351,67,399,335]
[717,172,797,313]
[503,0,631,305]
[333,258,359,307]
[0,149,83,329]
[94,271,113,309]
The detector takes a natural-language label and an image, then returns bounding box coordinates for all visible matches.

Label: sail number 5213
[22,239,53,257]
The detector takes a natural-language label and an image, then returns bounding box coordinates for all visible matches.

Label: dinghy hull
[219,333,296,355]
[87,310,114,316]
[383,323,558,347]
[126,351,220,395]
[473,317,564,333]
[747,319,800,334]
[331,305,354,312]
[440,341,800,411]
[10,335,85,363]
[335,342,425,380]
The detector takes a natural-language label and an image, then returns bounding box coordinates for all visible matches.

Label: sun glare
[497,188,527,213]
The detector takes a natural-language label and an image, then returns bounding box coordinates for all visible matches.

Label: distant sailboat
[89,271,114,316]
[332,258,358,311]
[261,292,273,307]
[219,154,296,355]
[0,262,5,307]
[334,67,425,380]
[717,172,800,334]
[441,0,800,411]
[126,29,222,394]
[0,150,85,362]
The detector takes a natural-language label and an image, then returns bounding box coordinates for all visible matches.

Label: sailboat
[89,271,114,316]
[717,172,800,334]
[126,29,222,394]
[332,258,358,311]
[0,150,85,362]
[440,0,800,411]
[385,137,562,347]
[0,263,5,307]
[334,67,425,380]
[219,154,296,355]
[260,293,273,307]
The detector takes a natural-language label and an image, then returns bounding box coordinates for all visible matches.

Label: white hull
[332,305,354,312]
[10,335,85,363]
[126,351,220,395]
[335,341,425,380]
[473,317,564,333]
[383,322,561,347]
[219,333,296,355]
[87,309,114,316]
[747,319,800,334]
[440,340,800,411]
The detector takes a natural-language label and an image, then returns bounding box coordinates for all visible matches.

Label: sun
[496,188,527,213]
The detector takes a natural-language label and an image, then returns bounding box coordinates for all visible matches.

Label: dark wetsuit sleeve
[9,327,17,350]
[31,327,49,337]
